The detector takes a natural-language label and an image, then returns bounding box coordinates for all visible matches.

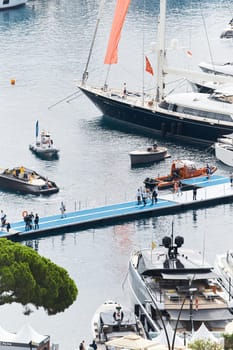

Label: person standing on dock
[79,340,85,350]
[60,201,66,218]
[151,186,158,205]
[177,180,183,196]
[230,172,233,187]
[89,340,97,350]
[142,190,147,206]
[34,213,39,229]
[193,186,197,200]
[173,181,179,195]
[136,188,142,205]
[206,164,211,179]
[1,210,6,230]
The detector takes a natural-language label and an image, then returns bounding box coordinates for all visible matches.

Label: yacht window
[175,106,232,122]
[3,0,9,3]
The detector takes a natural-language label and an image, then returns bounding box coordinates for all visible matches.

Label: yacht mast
[155,0,166,102]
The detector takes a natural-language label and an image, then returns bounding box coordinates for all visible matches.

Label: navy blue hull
[80,87,233,145]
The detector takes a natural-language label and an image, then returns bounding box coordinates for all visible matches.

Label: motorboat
[144,159,217,190]
[0,166,59,195]
[29,121,59,160]
[199,62,233,77]
[128,233,233,337]
[91,300,146,345]
[129,144,170,166]
[214,134,233,167]
[215,252,233,299]
[0,0,26,10]
[79,0,233,145]
[220,22,233,39]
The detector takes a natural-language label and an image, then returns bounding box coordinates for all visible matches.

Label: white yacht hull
[0,0,26,9]
[215,253,233,299]
[215,142,233,167]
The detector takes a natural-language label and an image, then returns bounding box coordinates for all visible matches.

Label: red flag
[145,56,154,75]
[187,50,192,57]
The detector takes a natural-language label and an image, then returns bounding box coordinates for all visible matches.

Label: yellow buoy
[10,79,16,85]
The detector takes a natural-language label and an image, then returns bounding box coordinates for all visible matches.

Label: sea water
[0,0,233,349]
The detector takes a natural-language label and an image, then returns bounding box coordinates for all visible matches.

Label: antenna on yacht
[202,230,206,266]
[171,220,174,246]
[155,0,166,103]
[81,0,105,85]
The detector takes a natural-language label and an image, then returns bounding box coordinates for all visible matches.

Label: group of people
[79,340,97,350]
[136,186,158,206]
[0,210,11,232]
[24,212,39,231]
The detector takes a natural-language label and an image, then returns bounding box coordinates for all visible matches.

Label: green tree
[0,239,78,315]
[188,339,223,350]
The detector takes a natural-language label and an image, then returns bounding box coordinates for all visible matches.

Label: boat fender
[22,210,28,218]
[195,297,199,310]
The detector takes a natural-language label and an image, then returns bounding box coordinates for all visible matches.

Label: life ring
[22,210,28,218]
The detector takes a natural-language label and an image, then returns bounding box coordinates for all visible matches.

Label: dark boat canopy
[137,248,214,278]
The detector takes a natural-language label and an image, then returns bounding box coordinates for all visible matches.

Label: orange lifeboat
[144,159,217,190]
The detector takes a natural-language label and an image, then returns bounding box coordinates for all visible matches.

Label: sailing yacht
[79,0,233,145]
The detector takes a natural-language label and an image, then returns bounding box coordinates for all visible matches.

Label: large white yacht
[128,234,233,338]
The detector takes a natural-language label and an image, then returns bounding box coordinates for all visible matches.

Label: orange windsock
[104,0,131,65]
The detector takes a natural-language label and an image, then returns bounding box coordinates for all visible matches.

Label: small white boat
[91,300,145,345]
[214,134,233,167]
[0,0,26,10]
[29,121,59,160]
[129,144,170,166]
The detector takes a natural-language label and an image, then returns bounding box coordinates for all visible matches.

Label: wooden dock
[1,175,233,241]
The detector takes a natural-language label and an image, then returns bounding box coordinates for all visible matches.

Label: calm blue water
[0,0,233,349]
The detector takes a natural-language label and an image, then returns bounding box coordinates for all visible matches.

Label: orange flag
[104,0,131,65]
[145,56,154,75]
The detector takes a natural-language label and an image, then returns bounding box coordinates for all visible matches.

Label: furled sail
[104,0,131,65]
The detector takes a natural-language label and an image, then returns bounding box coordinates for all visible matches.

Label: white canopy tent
[225,320,233,334]
[12,324,49,345]
[0,324,50,350]
[152,323,184,348]
[189,323,220,343]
